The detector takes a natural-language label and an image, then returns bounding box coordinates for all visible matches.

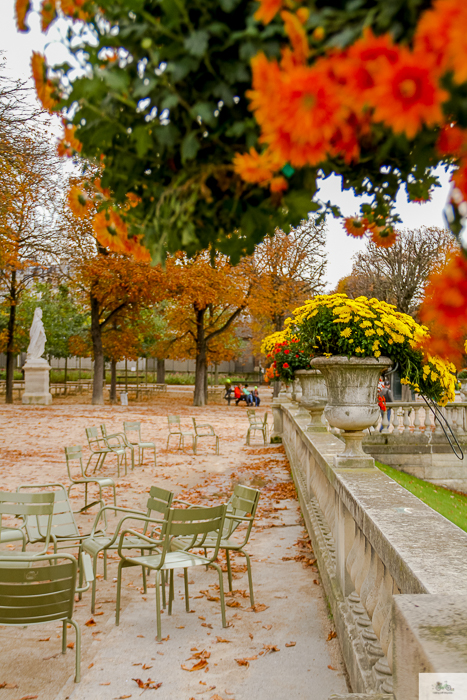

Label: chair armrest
[76,552,94,593]
[225,513,254,522]
[117,527,164,558]
[172,498,196,507]
[89,505,144,536]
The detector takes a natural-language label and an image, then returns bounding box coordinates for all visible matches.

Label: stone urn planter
[460,379,467,401]
[312,356,392,467]
[296,369,328,432]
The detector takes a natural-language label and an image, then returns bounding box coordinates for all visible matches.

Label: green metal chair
[65,445,117,509]
[16,483,104,557]
[0,491,55,557]
[85,426,127,477]
[246,412,269,445]
[173,484,260,605]
[192,417,220,455]
[123,420,157,467]
[166,415,194,452]
[0,551,93,682]
[100,423,135,471]
[82,485,174,613]
[116,504,228,640]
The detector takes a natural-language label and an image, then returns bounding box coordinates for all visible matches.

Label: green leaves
[184,30,210,57]
[181,132,200,161]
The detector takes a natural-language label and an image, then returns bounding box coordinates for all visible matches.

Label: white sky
[0,0,453,288]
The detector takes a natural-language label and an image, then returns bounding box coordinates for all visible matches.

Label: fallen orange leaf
[216,637,231,643]
[285,642,296,647]
[85,618,97,627]
[181,660,208,672]
[327,631,337,641]
[132,678,163,689]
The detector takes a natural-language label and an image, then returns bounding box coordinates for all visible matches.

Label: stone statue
[27,308,46,361]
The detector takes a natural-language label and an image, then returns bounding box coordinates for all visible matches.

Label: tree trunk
[193,306,207,406]
[64,356,68,395]
[214,363,219,385]
[5,274,17,405]
[90,292,104,405]
[157,358,165,384]
[110,359,117,403]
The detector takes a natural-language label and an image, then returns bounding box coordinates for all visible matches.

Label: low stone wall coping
[282,403,467,596]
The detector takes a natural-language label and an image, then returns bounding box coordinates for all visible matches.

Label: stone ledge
[281,403,467,596]
[393,594,467,700]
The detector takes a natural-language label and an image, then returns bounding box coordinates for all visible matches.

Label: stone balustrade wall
[277,399,467,699]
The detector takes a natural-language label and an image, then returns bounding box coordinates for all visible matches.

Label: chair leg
[153,447,157,468]
[225,549,233,592]
[78,558,83,600]
[242,550,255,606]
[69,618,81,683]
[161,570,166,608]
[155,570,162,641]
[193,436,197,456]
[168,569,174,616]
[141,552,147,593]
[103,550,108,580]
[91,554,99,614]
[216,437,219,455]
[116,560,124,625]
[184,568,190,612]
[211,562,227,628]
[85,482,88,507]
[62,619,67,654]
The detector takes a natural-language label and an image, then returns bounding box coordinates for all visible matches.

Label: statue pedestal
[22,359,52,405]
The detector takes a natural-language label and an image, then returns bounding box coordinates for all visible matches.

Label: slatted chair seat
[0,491,55,559]
[0,551,93,682]
[82,485,173,612]
[65,445,117,510]
[123,421,157,467]
[116,504,228,640]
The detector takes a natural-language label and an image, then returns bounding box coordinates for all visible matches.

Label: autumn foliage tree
[248,219,327,350]
[160,252,251,406]
[0,98,63,402]
[62,191,165,404]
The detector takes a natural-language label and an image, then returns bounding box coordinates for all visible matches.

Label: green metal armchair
[100,423,135,471]
[0,491,55,557]
[123,420,157,467]
[246,412,269,445]
[166,415,194,452]
[173,483,260,605]
[82,485,174,613]
[85,426,127,477]
[0,551,93,682]
[192,417,220,455]
[116,504,228,640]
[65,445,117,509]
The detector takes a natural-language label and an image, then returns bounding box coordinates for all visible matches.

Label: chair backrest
[144,485,174,536]
[123,421,142,440]
[64,445,84,480]
[263,412,269,427]
[224,484,260,539]
[0,491,55,552]
[246,409,256,418]
[160,505,226,565]
[85,426,107,451]
[0,553,77,625]
[167,415,181,433]
[16,484,79,543]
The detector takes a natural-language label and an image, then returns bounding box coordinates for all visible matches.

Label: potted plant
[266,294,457,467]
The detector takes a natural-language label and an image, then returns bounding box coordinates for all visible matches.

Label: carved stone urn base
[302,401,327,433]
[336,430,375,468]
[22,359,52,405]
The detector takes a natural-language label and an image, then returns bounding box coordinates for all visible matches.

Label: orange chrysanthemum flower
[68,185,92,218]
[370,225,397,248]
[447,5,467,84]
[415,0,461,72]
[57,124,82,157]
[60,0,89,21]
[40,0,57,30]
[254,0,283,24]
[233,147,282,185]
[269,175,288,193]
[419,250,467,364]
[343,217,367,238]
[369,48,448,139]
[15,0,30,32]
[31,52,58,112]
[437,123,466,157]
[280,11,309,64]
[451,161,467,201]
